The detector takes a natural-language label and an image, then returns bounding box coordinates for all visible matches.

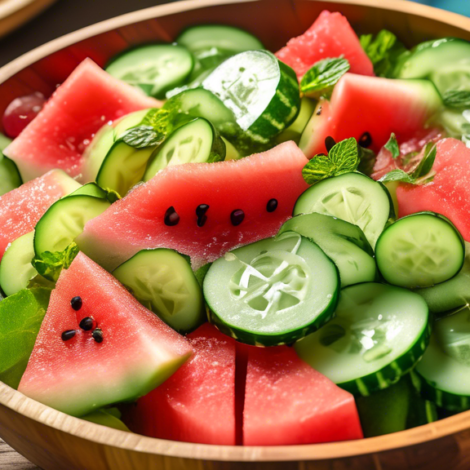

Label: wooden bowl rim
[1,0,470,462]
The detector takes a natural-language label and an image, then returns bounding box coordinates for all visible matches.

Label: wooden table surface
[0,2,178,467]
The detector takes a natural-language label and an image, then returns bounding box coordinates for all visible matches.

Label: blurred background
[0,0,469,68]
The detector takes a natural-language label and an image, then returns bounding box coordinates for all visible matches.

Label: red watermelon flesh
[397,138,470,241]
[243,346,363,446]
[123,323,236,445]
[300,74,442,158]
[4,58,159,182]
[276,10,374,78]
[18,252,192,417]
[76,141,309,271]
[0,169,79,261]
[371,128,443,181]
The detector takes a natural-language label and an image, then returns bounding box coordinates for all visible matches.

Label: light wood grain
[0,440,38,470]
[1,0,470,469]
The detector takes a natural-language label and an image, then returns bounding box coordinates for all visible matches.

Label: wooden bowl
[1,1,470,468]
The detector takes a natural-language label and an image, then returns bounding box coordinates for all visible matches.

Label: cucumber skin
[340,321,432,396]
[206,279,340,347]
[411,370,470,412]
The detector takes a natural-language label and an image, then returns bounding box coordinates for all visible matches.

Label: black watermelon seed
[266,199,278,213]
[325,136,336,152]
[92,328,104,343]
[196,204,209,217]
[164,206,180,226]
[71,296,82,311]
[197,215,208,227]
[79,317,94,331]
[61,330,76,341]
[359,132,373,148]
[316,153,327,157]
[316,106,322,116]
[231,209,245,226]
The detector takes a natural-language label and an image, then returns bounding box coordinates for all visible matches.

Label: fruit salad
[0,10,470,445]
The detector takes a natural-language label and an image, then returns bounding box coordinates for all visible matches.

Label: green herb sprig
[300,58,350,98]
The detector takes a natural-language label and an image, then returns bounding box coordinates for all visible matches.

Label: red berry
[2,92,46,138]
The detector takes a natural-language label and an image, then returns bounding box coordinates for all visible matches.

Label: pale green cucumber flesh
[294,172,393,249]
[34,195,111,257]
[203,50,300,141]
[113,249,205,333]
[279,213,377,287]
[376,212,465,289]
[295,283,430,395]
[143,117,225,181]
[275,97,316,144]
[0,232,37,296]
[203,232,339,346]
[106,44,194,99]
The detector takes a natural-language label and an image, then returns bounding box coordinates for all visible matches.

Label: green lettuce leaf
[0,288,51,389]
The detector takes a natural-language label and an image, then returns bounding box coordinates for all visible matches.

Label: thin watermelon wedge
[300,74,442,157]
[18,252,192,417]
[243,345,363,445]
[76,141,309,271]
[4,59,159,182]
[123,323,236,445]
[0,169,79,261]
[276,10,374,78]
[397,138,470,241]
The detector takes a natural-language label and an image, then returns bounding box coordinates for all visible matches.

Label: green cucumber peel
[0,288,51,389]
[300,58,350,98]
[32,242,79,283]
[302,137,360,184]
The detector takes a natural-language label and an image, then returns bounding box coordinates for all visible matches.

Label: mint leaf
[0,288,51,389]
[384,133,400,159]
[411,142,437,179]
[442,90,470,108]
[32,243,79,282]
[379,169,416,184]
[302,137,359,184]
[300,58,350,97]
[122,125,165,149]
[360,30,407,77]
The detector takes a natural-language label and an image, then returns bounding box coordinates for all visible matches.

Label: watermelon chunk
[276,11,374,78]
[0,169,79,261]
[123,323,236,445]
[397,138,470,241]
[300,74,442,157]
[76,141,309,271]
[243,346,363,445]
[18,252,192,417]
[4,59,159,182]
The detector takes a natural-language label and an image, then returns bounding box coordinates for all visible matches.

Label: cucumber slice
[416,242,470,316]
[82,109,154,183]
[203,50,300,142]
[0,231,37,296]
[275,97,316,144]
[106,44,194,99]
[70,183,107,199]
[414,308,470,411]
[222,137,241,160]
[0,134,22,196]
[34,195,111,257]
[203,231,339,346]
[279,213,377,287]
[143,117,225,182]
[113,249,205,333]
[394,38,470,95]
[166,88,239,138]
[295,283,430,395]
[294,172,393,249]
[376,212,465,289]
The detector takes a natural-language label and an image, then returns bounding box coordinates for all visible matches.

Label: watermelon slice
[243,346,363,446]
[4,59,159,182]
[0,169,79,261]
[123,323,236,445]
[276,11,374,78]
[76,141,309,271]
[397,138,470,241]
[300,74,442,157]
[18,252,192,417]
